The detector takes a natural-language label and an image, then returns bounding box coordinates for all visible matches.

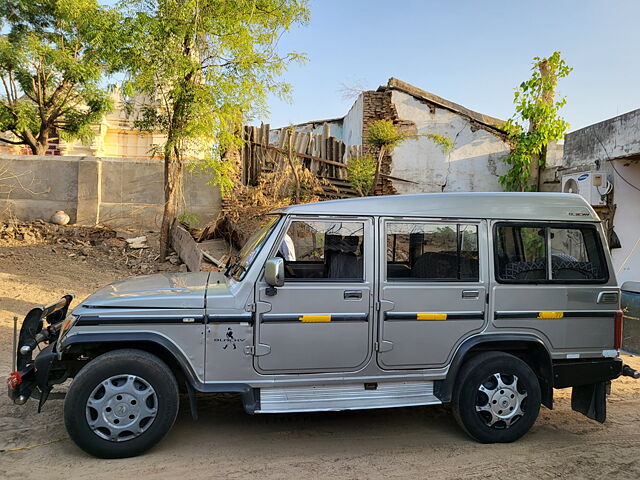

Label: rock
[178,263,188,272]
[50,211,70,225]
[125,236,148,249]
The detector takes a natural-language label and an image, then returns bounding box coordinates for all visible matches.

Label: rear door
[254,216,374,373]
[378,218,488,368]
[491,222,618,351]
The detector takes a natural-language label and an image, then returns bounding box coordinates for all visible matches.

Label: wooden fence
[241,123,363,198]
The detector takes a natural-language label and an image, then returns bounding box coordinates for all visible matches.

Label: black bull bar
[7,295,74,411]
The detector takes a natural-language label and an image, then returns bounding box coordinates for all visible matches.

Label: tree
[499,51,572,191]
[346,154,376,196]
[120,0,309,256]
[0,0,117,155]
[365,119,408,195]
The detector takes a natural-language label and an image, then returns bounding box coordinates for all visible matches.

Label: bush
[346,154,376,196]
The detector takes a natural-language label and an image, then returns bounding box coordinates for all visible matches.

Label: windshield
[229,215,280,281]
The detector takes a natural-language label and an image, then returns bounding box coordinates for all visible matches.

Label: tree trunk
[159,144,184,258]
[370,146,386,195]
[287,130,301,203]
[527,59,555,191]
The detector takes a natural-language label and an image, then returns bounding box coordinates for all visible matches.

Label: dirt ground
[1,231,640,479]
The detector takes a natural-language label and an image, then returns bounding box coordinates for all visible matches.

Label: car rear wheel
[452,352,541,443]
[64,349,179,458]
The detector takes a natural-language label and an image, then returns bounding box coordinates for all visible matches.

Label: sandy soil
[1,239,640,479]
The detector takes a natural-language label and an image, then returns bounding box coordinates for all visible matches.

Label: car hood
[80,272,214,309]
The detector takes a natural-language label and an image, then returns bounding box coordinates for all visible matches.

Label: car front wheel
[64,349,179,458]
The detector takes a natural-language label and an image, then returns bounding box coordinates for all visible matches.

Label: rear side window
[386,222,479,281]
[495,223,608,283]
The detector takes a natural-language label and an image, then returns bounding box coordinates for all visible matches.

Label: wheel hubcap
[475,372,527,428]
[85,374,158,442]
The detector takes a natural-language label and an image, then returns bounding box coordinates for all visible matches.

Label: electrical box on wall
[561,171,612,206]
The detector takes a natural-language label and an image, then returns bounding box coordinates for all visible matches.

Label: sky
[263,0,640,132]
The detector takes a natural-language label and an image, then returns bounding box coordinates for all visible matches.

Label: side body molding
[434,333,553,408]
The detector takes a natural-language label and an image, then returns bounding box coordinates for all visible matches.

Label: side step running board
[257,381,440,413]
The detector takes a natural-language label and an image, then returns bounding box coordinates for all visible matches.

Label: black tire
[452,352,541,443]
[64,349,179,458]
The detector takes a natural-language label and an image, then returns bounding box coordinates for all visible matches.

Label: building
[278,78,512,195]
[553,109,640,284]
[0,87,166,159]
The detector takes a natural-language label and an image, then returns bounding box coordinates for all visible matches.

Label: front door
[255,216,374,373]
[378,218,487,368]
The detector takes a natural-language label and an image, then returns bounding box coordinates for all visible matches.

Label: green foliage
[424,133,455,154]
[365,119,408,150]
[120,0,309,172]
[499,51,572,191]
[177,211,200,230]
[0,0,119,154]
[346,154,376,196]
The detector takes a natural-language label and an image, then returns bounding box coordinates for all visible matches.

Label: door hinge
[246,303,256,312]
[375,301,381,311]
[245,343,271,356]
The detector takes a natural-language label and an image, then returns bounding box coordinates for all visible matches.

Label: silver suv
[8,193,639,458]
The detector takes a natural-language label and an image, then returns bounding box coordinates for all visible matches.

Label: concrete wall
[0,155,220,230]
[562,109,640,284]
[564,109,640,167]
[389,91,510,194]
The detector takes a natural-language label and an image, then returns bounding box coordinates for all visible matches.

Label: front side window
[386,222,479,281]
[495,223,607,283]
[278,220,365,281]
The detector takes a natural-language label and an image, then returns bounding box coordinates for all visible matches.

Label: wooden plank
[171,224,203,272]
[252,142,348,168]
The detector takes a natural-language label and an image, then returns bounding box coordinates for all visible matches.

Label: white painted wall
[609,161,640,284]
[342,94,364,147]
[389,91,510,194]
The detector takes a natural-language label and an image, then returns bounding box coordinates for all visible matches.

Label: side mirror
[264,257,285,287]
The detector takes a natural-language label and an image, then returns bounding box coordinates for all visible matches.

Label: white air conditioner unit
[561,171,612,206]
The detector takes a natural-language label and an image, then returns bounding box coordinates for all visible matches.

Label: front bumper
[7,344,57,407]
[7,295,73,410]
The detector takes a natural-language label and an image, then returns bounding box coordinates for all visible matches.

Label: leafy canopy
[499,51,572,191]
[0,0,119,154]
[121,0,309,162]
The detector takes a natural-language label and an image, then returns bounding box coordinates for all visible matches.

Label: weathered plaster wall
[342,94,364,147]
[564,109,640,167]
[0,155,220,230]
[389,91,510,194]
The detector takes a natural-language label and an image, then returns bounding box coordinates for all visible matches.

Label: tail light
[614,311,624,350]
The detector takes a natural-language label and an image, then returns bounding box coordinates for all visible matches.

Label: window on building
[386,222,479,281]
[278,220,365,281]
[495,224,607,283]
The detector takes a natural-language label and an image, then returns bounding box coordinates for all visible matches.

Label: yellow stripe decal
[417,313,448,321]
[299,315,331,323]
[538,311,564,319]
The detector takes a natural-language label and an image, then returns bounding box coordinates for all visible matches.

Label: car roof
[274,192,599,222]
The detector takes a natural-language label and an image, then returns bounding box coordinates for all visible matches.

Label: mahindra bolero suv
[8,193,640,458]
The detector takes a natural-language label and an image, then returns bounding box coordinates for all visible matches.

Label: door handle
[461,290,480,299]
[344,290,362,299]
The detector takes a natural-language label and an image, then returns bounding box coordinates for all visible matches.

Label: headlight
[58,314,78,342]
